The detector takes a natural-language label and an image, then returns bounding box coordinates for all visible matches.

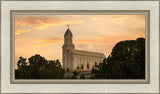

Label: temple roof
[71,50,106,58]
[64,28,72,36]
[64,25,72,36]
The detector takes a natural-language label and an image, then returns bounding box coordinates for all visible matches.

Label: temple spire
[67,24,69,28]
[64,25,72,36]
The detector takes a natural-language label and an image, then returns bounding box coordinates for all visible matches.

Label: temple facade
[62,27,106,71]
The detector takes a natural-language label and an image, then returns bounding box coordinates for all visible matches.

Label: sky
[15,15,145,69]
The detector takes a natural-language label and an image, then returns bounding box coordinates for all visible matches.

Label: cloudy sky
[15,15,145,69]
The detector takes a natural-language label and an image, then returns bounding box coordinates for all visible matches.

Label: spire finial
[67,24,69,28]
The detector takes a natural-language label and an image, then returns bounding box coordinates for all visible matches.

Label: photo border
[10,10,150,84]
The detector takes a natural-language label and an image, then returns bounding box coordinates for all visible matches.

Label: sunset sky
[15,15,145,69]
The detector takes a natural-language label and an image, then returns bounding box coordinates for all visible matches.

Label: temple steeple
[62,25,75,70]
[64,25,73,45]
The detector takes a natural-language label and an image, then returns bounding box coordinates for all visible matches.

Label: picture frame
[0,0,159,94]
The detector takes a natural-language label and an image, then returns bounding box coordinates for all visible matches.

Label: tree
[17,56,27,69]
[80,74,85,79]
[15,54,65,79]
[15,56,31,79]
[45,60,65,79]
[73,70,77,76]
[70,70,78,79]
[29,54,48,67]
[91,38,145,79]
[71,75,77,79]
[28,54,48,79]
[107,38,145,79]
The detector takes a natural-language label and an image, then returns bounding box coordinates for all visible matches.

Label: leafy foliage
[80,74,85,79]
[15,54,65,79]
[73,70,78,76]
[92,38,145,79]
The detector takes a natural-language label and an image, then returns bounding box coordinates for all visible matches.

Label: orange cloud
[35,37,63,46]
[92,17,97,20]
[112,16,128,21]
[74,39,105,44]
[15,16,84,30]
[35,37,105,47]
[35,36,122,47]
[36,20,84,30]
[15,29,30,35]
[15,19,27,27]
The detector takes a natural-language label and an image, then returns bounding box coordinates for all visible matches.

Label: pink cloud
[15,16,84,35]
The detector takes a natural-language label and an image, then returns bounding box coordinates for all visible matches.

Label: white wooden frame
[1,0,159,94]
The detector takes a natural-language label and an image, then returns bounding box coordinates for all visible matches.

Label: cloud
[35,37,63,46]
[88,45,93,49]
[15,19,28,27]
[36,20,84,30]
[92,17,97,20]
[74,39,104,44]
[15,29,30,35]
[34,37,105,47]
[111,16,128,21]
[35,36,123,47]
[15,16,84,31]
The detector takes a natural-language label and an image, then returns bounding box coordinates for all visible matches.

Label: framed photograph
[0,0,159,94]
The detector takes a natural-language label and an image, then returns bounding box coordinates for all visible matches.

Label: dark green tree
[45,60,65,79]
[71,75,77,79]
[17,56,27,69]
[73,70,78,76]
[28,54,48,79]
[15,56,31,79]
[92,38,145,79]
[71,70,78,79]
[80,74,85,79]
[15,54,65,79]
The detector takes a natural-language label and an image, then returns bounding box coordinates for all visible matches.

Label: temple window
[87,62,89,69]
[95,62,98,68]
[77,65,79,69]
[81,65,84,69]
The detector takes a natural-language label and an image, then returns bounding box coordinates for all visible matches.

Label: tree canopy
[91,38,145,79]
[15,54,65,79]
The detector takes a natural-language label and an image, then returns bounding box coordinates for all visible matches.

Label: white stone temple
[62,26,106,72]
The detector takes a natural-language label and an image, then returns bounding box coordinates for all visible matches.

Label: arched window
[87,62,89,69]
[95,62,98,67]
[81,65,83,69]
[77,65,79,69]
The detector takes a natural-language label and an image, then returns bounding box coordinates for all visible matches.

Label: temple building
[62,26,106,71]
